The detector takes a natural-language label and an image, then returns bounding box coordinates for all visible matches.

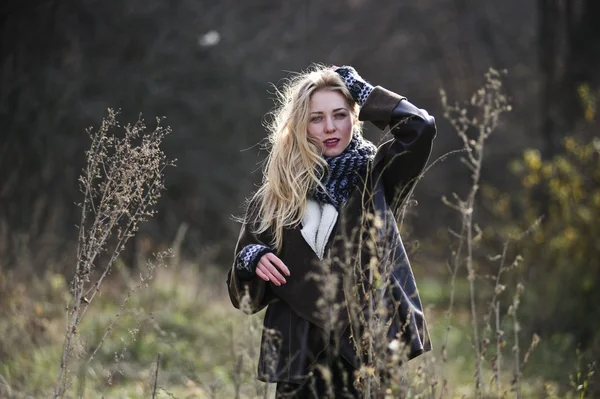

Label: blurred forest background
[1,0,599,397]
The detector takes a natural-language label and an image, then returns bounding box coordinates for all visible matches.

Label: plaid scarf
[312,134,377,209]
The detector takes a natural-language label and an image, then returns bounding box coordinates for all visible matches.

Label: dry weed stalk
[437,69,548,399]
[440,68,511,397]
[53,109,174,398]
[478,218,540,397]
[152,352,161,398]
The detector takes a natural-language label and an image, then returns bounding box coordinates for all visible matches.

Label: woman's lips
[324,138,340,148]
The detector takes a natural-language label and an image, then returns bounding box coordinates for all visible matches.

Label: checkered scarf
[312,134,377,209]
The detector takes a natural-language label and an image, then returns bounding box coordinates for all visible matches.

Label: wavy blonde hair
[246,64,363,252]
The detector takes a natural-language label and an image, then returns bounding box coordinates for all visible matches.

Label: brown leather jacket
[226,86,436,383]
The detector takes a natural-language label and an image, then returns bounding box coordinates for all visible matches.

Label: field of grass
[0,258,584,399]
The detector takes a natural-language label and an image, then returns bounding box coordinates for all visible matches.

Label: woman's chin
[324,149,342,157]
[322,143,349,157]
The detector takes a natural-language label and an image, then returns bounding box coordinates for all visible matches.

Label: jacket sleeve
[226,221,277,314]
[358,86,437,211]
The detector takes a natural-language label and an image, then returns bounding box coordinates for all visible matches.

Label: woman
[227,64,436,398]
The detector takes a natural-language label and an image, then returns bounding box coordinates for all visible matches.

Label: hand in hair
[334,65,374,106]
[256,252,290,286]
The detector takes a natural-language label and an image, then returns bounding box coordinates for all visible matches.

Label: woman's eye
[334,113,347,119]
[311,116,323,122]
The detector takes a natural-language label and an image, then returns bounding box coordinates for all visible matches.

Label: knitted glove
[235,244,272,281]
[334,66,374,106]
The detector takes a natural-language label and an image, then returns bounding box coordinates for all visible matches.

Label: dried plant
[53,109,174,398]
[439,68,512,397]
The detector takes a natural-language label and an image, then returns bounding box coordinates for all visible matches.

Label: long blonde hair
[247,64,363,252]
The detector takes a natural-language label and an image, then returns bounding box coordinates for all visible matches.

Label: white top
[300,199,338,260]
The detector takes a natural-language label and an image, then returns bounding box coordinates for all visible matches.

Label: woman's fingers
[256,259,280,285]
[257,260,282,286]
[255,267,270,282]
[255,253,290,286]
[264,260,287,285]
[265,253,290,276]
[257,257,287,285]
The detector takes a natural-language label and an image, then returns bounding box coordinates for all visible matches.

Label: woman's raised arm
[334,66,436,210]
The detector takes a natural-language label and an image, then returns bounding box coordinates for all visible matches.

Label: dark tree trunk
[538,0,600,156]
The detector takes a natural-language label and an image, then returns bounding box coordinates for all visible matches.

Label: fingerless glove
[335,66,374,106]
[235,244,272,281]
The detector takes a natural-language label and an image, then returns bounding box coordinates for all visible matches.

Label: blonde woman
[227,64,436,398]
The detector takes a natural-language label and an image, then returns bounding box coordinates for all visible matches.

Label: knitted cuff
[335,66,374,106]
[235,244,272,281]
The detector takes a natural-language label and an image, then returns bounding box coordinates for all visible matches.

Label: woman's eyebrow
[310,108,348,114]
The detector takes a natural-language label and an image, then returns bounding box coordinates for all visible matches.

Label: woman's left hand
[333,65,374,106]
[255,252,290,286]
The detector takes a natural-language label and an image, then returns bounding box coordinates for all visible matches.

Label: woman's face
[307,89,353,157]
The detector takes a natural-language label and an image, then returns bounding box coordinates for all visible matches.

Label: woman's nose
[325,117,336,133]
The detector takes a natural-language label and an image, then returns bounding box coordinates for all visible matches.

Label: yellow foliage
[524,148,542,170]
[563,226,577,243]
[577,83,596,122]
[484,134,600,358]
